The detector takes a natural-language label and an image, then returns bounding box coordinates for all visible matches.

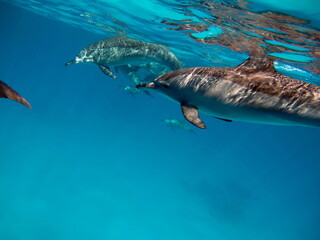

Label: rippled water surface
[5,0,320,81]
[0,1,320,240]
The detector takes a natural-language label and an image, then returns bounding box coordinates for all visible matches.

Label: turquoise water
[0,1,320,239]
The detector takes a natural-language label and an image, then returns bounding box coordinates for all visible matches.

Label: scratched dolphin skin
[137,57,320,129]
[0,80,31,108]
[65,36,181,79]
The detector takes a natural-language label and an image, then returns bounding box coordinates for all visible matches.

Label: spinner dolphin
[137,57,320,129]
[65,36,181,79]
[0,80,31,108]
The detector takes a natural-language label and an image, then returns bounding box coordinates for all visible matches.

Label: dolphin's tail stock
[64,59,76,66]
[0,81,32,109]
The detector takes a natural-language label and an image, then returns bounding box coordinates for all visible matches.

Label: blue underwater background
[0,1,320,240]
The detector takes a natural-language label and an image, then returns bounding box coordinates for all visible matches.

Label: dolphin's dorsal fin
[180,101,206,129]
[235,56,277,73]
[99,65,117,79]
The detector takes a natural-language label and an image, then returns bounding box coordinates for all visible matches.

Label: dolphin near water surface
[137,57,320,129]
[65,36,181,79]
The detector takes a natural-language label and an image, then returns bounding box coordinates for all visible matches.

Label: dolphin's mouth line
[65,60,75,66]
[136,82,156,89]
[65,57,94,66]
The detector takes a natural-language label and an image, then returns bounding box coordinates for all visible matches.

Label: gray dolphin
[137,57,320,129]
[0,80,31,108]
[65,36,181,78]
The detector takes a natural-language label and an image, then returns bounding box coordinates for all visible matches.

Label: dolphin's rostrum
[137,57,320,129]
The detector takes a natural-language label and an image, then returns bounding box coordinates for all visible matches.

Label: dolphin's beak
[136,82,156,89]
[65,59,76,66]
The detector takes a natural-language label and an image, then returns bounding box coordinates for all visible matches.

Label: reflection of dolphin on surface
[162,118,195,133]
[0,80,31,108]
[137,57,320,129]
[65,36,181,79]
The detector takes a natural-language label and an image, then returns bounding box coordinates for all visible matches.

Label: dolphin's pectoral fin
[213,117,232,122]
[180,101,206,129]
[98,65,117,79]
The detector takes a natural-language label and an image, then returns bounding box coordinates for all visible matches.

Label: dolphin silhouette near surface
[0,80,31,108]
[137,57,320,129]
[65,36,181,79]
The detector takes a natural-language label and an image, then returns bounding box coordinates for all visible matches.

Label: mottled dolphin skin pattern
[65,36,181,78]
[0,80,31,108]
[137,57,320,129]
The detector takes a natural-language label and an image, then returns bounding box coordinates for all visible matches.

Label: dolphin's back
[91,36,147,49]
